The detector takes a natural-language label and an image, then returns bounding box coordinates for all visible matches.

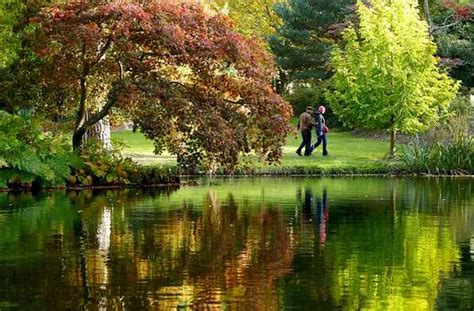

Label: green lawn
[112,129,392,173]
[112,130,176,166]
[279,131,389,169]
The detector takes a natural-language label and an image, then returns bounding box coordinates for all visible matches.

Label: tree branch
[423,0,432,30]
[89,36,113,70]
[75,42,88,131]
[78,82,122,132]
[430,20,463,34]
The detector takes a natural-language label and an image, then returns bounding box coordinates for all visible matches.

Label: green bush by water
[0,111,78,189]
[0,115,179,190]
[398,138,474,175]
[69,140,179,188]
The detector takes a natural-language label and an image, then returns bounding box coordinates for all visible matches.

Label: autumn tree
[327,0,459,156]
[33,0,291,170]
[205,0,287,95]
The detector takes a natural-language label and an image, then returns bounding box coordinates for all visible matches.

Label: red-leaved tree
[33,0,292,171]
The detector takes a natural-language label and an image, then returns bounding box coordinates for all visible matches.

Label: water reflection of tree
[56,188,295,309]
[124,190,295,309]
[286,180,468,310]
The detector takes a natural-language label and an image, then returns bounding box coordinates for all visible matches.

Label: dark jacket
[297,109,315,131]
[314,111,326,137]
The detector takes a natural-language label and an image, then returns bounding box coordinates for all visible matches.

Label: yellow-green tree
[207,0,283,39]
[327,0,460,156]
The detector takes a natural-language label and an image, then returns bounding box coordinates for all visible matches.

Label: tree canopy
[327,0,460,155]
[33,0,291,171]
[207,0,282,39]
[268,0,355,83]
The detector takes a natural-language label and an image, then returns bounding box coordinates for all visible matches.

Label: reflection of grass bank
[113,130,392,175]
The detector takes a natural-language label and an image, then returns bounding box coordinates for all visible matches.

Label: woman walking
[311,105,328,156]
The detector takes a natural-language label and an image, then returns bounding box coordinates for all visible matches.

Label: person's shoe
[296,150,302,157]
[323,151,329,156]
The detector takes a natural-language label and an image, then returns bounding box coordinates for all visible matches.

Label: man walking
[295,106,315,156]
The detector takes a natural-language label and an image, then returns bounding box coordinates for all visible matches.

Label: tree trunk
[423,0,433,31]
[389,129,396,157]
[275,67,289,95]
[72,127,87,152]
[72,111,112,152]
[72,81,123,152]
[82,111,112,151]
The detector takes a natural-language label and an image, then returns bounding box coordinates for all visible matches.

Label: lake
[0,177,473,310]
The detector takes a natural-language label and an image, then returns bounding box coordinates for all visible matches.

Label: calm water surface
[0,177,473,310]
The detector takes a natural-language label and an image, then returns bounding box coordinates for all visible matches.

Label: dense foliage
[269,0,355,83]
[0,0,23,68]
[398,138,473,174]
[207,0,282,39]
[327,0,460,156]
[33,0,291,172]
[285,86,324,116]
[430,1,473,88]
[69,140,179,187]
[0,111,77,188]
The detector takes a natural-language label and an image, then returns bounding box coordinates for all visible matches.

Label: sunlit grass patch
[112,129,391,174]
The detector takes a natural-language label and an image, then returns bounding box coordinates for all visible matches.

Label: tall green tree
[268,0,355,84]
[327,0,460,156]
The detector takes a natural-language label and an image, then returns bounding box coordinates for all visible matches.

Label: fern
[0,111,77,187]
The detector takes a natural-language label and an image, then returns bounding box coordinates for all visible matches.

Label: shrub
[398,137,474,175]
[398,142,433,174]
[285,86,324,116]
[0,111,78,189]
[431,138,473,174]
[398,94,473,175]
[285,85,342,128]
[69,140,179,187]
[131,166,180,185]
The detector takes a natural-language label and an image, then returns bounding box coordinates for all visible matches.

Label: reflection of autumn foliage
[181,191,295,309]
[61,188,295,309]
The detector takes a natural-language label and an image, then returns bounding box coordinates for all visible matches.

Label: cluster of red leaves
[438,57,463,68]
[33,0,292,171]
[455,7,472,18]
[439,0,473,19]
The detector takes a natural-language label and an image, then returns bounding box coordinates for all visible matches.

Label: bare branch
[430,20,463,34]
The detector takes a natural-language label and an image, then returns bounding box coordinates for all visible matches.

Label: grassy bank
[113,129,393,175]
